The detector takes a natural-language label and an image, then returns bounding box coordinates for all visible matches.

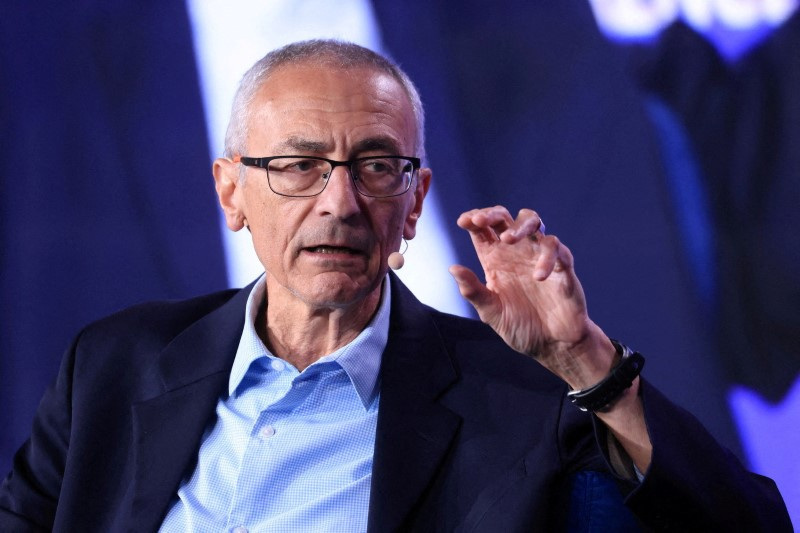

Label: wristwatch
[567,340,645,412]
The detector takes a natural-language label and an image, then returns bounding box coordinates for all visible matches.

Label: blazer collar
[127,275,462,532]
[128,281,253,531]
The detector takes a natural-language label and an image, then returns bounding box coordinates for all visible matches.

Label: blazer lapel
[127,284,252,531]
[124,276,460,531]
[368,275,462,532]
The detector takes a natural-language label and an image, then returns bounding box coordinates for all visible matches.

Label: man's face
[214,62,430,309]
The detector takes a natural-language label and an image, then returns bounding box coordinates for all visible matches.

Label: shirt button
[259,425,276,440]
[232,527,248,533]
[270,359,285,371]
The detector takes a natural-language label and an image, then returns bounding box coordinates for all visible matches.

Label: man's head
[213,40,431,311]
[224,40,426,165]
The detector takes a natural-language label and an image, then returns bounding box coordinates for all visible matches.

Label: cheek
[247,197,299,265]
[375,208,409,252]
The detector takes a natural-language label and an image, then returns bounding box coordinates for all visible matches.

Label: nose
[314,165,362,219]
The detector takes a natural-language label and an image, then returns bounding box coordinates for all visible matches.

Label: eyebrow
[273,135,406,156]
[275,137,330,154]
[352,136,404,155]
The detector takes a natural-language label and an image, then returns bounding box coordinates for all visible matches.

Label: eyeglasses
[234,155,420,198]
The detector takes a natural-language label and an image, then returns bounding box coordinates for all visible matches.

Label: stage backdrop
[2,0,798,524]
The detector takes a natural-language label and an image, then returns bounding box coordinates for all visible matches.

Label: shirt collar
[228,274,390,409]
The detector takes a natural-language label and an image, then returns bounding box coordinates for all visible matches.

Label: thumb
[449,265,497,314]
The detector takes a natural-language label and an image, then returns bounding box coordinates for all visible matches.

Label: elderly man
[0,40,791,531]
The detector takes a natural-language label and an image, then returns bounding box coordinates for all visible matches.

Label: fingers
[533,235,573,280]
[456,206,515,244]
[457,207,545,244]
[456,205,574,282]
[448,264,496,313]
[501,208,546,244]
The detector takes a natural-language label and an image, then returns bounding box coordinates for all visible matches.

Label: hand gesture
[449,206,612,387]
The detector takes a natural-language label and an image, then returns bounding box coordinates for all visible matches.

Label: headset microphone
[388,238,408,270]
[388,252,405,270]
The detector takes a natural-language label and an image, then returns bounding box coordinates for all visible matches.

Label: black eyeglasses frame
[234,155,421,198]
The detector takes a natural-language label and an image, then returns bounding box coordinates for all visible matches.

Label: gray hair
[224,39,426,164]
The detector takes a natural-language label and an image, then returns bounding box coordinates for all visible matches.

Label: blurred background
[2,0,798,524]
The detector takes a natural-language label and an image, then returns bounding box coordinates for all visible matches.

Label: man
[0,40,791,531]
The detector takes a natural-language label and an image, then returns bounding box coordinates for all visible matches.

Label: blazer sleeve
[596,380,793,531]
[0,331,80,531]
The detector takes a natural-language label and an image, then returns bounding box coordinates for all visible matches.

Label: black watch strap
[567,340,645,412]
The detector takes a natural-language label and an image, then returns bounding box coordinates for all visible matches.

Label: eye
[290,159,317,172]
[359,158,399,176]
[268,158,324,174]
[364,160,390,172]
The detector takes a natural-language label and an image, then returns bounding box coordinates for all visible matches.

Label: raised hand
[448,206,614,389]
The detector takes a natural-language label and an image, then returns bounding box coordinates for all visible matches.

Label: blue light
[588,0,798,59]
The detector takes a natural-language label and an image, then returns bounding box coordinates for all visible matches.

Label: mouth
[305,245,362,255]
[301,243,370,260]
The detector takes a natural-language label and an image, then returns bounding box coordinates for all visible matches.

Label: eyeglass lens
[265,157,414,197]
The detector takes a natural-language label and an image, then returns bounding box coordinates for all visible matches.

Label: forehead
[246,62,416,154]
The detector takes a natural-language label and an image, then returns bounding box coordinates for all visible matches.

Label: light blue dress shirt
[159,275,389,532]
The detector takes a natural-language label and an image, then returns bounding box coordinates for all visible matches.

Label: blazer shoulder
[72,286,246,363]
[89,287,240,334]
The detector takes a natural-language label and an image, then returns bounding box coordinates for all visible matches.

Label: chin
[295,272,382,309]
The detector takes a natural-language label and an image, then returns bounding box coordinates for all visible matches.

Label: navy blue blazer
[0,275,791,531]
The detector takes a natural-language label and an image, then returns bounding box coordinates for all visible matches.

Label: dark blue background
[2,0,798,509]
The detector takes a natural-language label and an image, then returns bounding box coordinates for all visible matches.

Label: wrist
[567,340,645,412]
[549,324,618,390]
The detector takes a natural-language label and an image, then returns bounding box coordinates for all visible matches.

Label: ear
[403,167,432,240]
[213,157,247,231]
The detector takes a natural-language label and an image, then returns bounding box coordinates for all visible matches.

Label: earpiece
[388,238,408,270]
[388,252,405,270]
